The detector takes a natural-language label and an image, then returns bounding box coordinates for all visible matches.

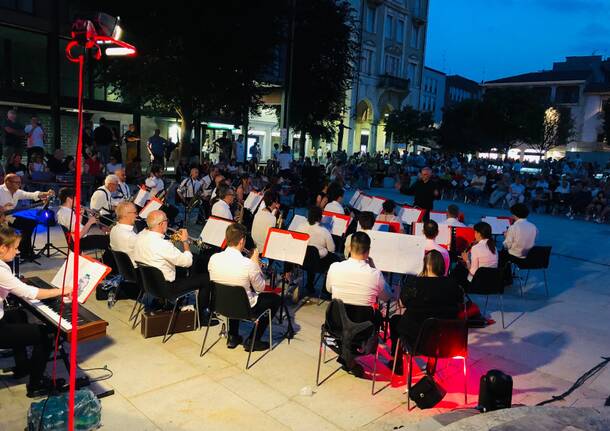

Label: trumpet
[166,226,206,248]
[82,206,117,226]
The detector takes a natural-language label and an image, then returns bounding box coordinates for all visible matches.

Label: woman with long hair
[451,221,498,289]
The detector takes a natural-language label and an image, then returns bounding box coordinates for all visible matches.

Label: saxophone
[235,202,245,223]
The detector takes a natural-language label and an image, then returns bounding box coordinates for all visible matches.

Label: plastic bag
[28,388,101,430]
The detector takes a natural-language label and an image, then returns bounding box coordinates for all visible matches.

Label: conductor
[399,166,439,220]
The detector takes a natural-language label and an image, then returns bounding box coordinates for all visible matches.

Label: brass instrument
[166,226,206,248]
[235,202,245,224]
[276,210,283,229]
[82,206,117,226]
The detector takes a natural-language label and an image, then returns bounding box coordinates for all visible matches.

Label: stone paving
[1,188,609,430]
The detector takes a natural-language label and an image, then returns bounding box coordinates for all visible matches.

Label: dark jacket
[401,179,438,210]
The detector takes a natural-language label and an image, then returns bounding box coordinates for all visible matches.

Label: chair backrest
[135,263,172,299]
[522,246,552,269]
[325,299,375,346]
[413,318,468,359]
[469,267,504,295]
[112,250,137,283]
[302,245,321,271]
[212,282,253,320]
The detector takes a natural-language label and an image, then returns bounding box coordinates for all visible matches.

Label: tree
[384,106,435,148]
[529,106,574,154]
[288,0,358,157]
[438,99,485,153]
[602,99,610,146]
[77,0,287,157]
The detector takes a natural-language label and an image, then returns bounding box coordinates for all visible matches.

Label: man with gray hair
[113,168,131,201]
[109,201,138,261]
[2,109,25,159]
[399,166,439,221]
[90,174,119,226]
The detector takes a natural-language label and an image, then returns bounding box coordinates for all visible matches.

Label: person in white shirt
[105,155,122,174]
[502,203,538,261]
[114,168,131,202]
[109,201,138,262]
[90,174,119,225]
[145,165,164,197]
[133,210,214,324]
[0,226,69,397]
[440,204,466,228]
[208,223,280,350]
[211,184,235,220]
[376,200,404,233]
[251,191,279,251]
[277,145,293,175]
[451,221,498,288]
[324,182,346,215]
[465,170,487,202]
[422,220,451,275]
[345,211,374,258]
[0,173,53,259]
[506,177,525,206]
[177,167,202,204]
[24,115,45,163]
[56,187,110,251]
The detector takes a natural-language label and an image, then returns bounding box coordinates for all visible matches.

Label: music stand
[34,202,67,258]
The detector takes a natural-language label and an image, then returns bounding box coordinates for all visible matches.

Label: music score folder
[262,228,310,265]
[133,186,149,207]
[367,230,425,275]
[244,191,264,212]
[399,205,425,224]
[51,252,112,304]
[139,197,163,219]
[322,211,352,236]
[199,216,234,247]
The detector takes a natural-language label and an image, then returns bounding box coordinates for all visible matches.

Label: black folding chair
[135,263,199,343]
[513,246,552,297]
[200,283,274,369]
[393,318,468,410]
[111,250,142,328]
[468,266,507,328]
[301,246,328,305]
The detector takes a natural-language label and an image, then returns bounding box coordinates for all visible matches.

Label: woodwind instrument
[235,202,245,224]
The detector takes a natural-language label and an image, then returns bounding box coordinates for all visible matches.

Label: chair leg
[268,309,273,352]
[499,295,505,329]
[316,328,324,386]
[483,295,490,316]
[162,301,180,343]
[199,313,213,356]
[129,289,143,323]
[543,270,549,297]
[246,320,260,369]
[407,353,414,410]
[371,342,380,395]
[463,357,468,406]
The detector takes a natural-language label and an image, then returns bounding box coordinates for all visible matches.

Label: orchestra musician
[145,165,164,196]
[208,223,280,350]
[376,200,405,233]
[251,191,280,251]
[56,187,110,251]
[500,203,538,283]
[109,201,138,262]
[133,210,215,324]
[0,173,53,260]
[440,204,465,228]
[176,167,202,205]
[0,226,70,397]
[450,221,498,290]
[211,184,235,220]
[90,174,120,226]
[344,211,375,258]
[325,231,393,376]
[114,167,131,202]
[324,182,347,214]
[422,220,450,275]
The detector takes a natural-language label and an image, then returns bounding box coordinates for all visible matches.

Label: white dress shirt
[211,199,233,220]
[208,247,265,307]
[0,184,40,207]
[178,177,203,199]
[324,200,344,214]
[145,176,164,196]
[326,258,391,307]
[251,208,276,251]
[503,218,538,259]
[133,230,192,282]
[201,174,214,191]
[0,260,38,320]
[110,223,137,262]
[425,239,450,276]
[278,152,292,170]
[468,239,498,281]
[56,206,84,235]
[296,222,335,258]
[441,217,466,228]
[90,186,113,215]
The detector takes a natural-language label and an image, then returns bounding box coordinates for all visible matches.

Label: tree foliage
[384,106,435,147]
[438,99,484,152]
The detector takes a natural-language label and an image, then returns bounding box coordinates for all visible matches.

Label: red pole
[68,52,85,431]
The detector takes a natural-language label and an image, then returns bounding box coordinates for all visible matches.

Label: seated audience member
[389,250,463,375]
[5,154,27,177]
[326,231,393,376]
[440,204,466,228]
[423,220,450,275]
[585,191,606,222]
[47,149,68,175]
[505,177,525,207]
[489,175,510,208]
[451,221,498,290]
[105,155,122,174]
[376,200,404,233]
[344,211,375,258]
[567,182,591,219]
[464,170,486,202]
[208,223,280,351]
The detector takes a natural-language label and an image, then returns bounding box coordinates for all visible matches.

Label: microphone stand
[35,200,68,258]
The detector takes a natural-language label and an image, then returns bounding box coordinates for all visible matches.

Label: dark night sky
[425,0,610,82]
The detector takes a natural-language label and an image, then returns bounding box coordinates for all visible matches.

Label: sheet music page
[399,206,423,224]
[51,252,111,304]
[139,198,163,219]
[349,190,362,207]
[321,212,350,236]
[482,216,511,235]
[133,187,149,207]
[244,192,263,212]
[356,195,372,211]
[430,211,448,223]
[262,230,309,265]
[412,223,450,246]
[288,214,307,232]
[364,196,385,215]
[367,231,426,274]
[199,217,233,247]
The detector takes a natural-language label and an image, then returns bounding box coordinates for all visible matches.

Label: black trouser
[10,216,37,258]
[79,235,110,251]
[306,253,342,292]
[227,292,281,341]
[170,255,212,320]
[0,309,51,385]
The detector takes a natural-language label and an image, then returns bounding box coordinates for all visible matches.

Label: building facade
[420,66,446,125]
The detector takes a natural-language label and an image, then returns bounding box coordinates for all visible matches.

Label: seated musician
[133,210,215,324]
[450,221,498,289]
[109,201,138,262]
[422,220,450,275]
[114,168,131,202]
[325,231,393,376]
[344,211,375,258]
[211,184,235,220]
[251,191,280,251]
[208,223,280,350]
[56,187,110,251]
[145,165,164,196]
[440,204,465,228]
[376,200,404,233]
[324,182,347,214]
[177,167,202,205]
[502,203,538,263]
[389,250,463,376]
[0,226,70,397]
[0,173,53,260]
[90,174,119,226]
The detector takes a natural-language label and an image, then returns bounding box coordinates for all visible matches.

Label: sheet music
[413,222,451,246]
[355,194,372,211]
[262,229,309,265]
[367,231,425,274]
[482,216,511,235]
[288,214,307,232]
[133,187,149,207]
[399,206,424,224]
[363,196,386,215]
[199,217,234,247]
[139,197,163,219]
[51,252,111,304]
[244,191,263,212]
[321,211,351,236]
[349,190,362,207]
[429,211,448,223]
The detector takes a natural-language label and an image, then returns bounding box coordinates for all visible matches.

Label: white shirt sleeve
[15,189,41,201]
[325,229,335,253]
[159,242,193,269]
[248,260,266,293]
[0,266,39,301]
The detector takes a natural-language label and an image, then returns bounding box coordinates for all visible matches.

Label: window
[555,86,580,104]
[406,62,417,84]
[365,6,376,33]
[0,0,33,13]
[396,19,405,43]
[413,0,422,16]
[410,23,420,48]
[361,48,374,75]
[385,15,394,39]
[384,54,400,77]
[0,26,47,92]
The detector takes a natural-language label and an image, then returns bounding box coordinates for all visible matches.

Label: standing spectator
[214,131,232,164]
[2,109,25,159]
[249,141,260,165]
[165,138,177,166]
[111,127,122,163]
[147,129,166,167]
[82,120,94,153]
[93,118,113,164]
[24,115,45,163]
[278,145,293,177]
[272,143,280,160]
[234,134,246,164]
[122,124,140,164]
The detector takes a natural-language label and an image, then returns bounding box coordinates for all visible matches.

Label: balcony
[377,74,410,92]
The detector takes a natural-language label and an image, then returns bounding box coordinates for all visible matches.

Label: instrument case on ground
[140,309,197,338]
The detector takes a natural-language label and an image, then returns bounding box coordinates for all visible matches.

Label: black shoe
[200,312,220,327]
[26,377,65,398]
[348,363,365,378]
[226,335,243,349]
[244,338,270,352]
[387,359,404,376]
